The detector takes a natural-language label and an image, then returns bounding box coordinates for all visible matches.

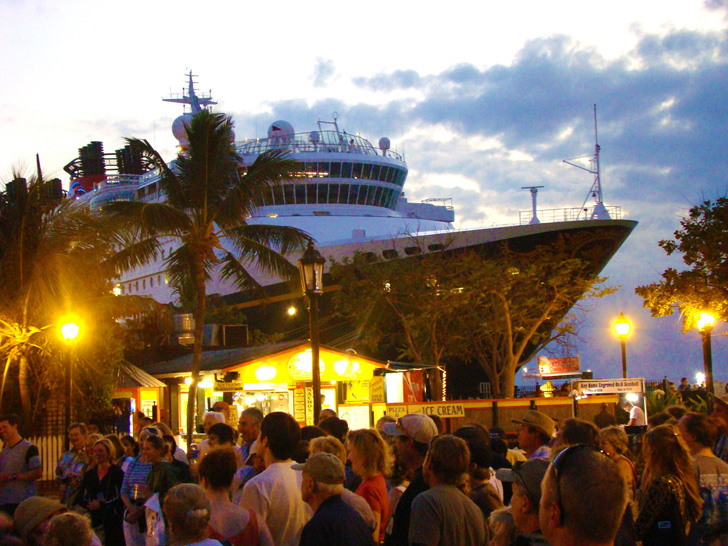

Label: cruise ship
[64,74,637,339]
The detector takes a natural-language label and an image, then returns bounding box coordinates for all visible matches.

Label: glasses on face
[511,461,538,504]
[551,444,604,524]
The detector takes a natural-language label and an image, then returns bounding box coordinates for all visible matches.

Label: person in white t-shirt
[623,400,646,426]
[239,412,310,546]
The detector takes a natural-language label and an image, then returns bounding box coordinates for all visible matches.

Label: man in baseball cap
[294,452,373,546]
[512,410,555,459]
[496,459,550,545]
[382,414,438,546]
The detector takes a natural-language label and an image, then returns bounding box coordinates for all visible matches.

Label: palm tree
[0,171,159,431]
[104,109,311,445]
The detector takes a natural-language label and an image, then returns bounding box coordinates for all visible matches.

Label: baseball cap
[292,452,346,484]
[512,410,555,439]
[496,458,550,505]
[382,414,438,444]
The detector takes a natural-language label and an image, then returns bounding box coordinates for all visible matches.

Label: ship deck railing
[235,131,404,161]
[519,205,622,225]
[95,174,145,188]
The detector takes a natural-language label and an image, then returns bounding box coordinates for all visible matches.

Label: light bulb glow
[60,322,80,342]
[614,313,630,338]
[697,312,715,332]
[695,372,706,385]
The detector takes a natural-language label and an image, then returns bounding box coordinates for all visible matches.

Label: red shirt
[355,474,389,542]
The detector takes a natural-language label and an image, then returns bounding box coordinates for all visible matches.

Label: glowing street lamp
[614,313,631,379]
[298,242,326,425]
[697,312,716,397]
[59,317,81,451]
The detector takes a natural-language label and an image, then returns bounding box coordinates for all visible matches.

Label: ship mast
[563,104,610,220]
[162,71,217,114]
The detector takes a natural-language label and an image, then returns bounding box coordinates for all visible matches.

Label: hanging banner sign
[409,403,465,418]
[538,356,581,377]
[385,405,408,419]
[575,378,644,395]
[214,381,243,392]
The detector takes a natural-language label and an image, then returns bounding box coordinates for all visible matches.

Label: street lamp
[59,317,80,451]
[697,312,715,398]
[298,242,325,425]
[614,313,631,379]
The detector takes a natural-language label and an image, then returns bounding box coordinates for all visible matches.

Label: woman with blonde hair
[635,424,703,546]
[348,428,391,544]
[78,439,124,546]
[163,484,222,546]
[599,426,637,500]
[309,436,377,533]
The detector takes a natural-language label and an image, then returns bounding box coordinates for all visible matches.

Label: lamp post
[60,319,80,451]
[614,313,631,379]
[298,242,325,425]
[697,312,715,398]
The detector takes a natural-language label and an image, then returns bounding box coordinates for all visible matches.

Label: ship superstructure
[62,74,636,317]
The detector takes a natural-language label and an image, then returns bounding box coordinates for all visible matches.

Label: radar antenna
[162,71,217,114]
[521,186,544,225]
[563,105,610,220]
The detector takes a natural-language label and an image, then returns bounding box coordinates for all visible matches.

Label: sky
[2,0,728,386]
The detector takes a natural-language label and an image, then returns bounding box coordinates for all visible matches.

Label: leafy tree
[104,110,310,445]
[332,241,612,398]
[636,197,728,329]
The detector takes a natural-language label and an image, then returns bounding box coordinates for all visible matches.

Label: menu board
[293,388,306,423]
[339,405,371,430]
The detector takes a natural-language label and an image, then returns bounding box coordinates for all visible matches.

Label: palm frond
[222,223,312,257]
[124,138,187,208]
[217,250,263,292]
[83,294,167,321]
[103,201,192,237]
[220,226,306,283]
[103,235,163,275]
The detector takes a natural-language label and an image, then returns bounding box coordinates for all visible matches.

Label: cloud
[288,29,728,379]
[353,69,423,91]
[311,57,335,88]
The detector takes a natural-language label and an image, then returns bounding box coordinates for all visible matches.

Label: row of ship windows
[122,274,166,294]
[119,243,446,294]
[134,163,406,199]
[265,183,400,208]
[297,162,406,185]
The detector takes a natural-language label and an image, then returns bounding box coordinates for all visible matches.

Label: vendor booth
[145,340,388,434]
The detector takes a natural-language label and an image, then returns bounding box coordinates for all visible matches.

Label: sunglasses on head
[551,444,606,524]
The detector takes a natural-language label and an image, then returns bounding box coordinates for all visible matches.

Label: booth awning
[118,363,167,388]
[221,342,388,386]
[143,340,388,386]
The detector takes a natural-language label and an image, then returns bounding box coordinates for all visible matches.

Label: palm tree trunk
[18,353,32,429]
[186,255,207,448]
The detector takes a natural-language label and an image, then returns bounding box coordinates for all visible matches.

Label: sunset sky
[2,0,727,385]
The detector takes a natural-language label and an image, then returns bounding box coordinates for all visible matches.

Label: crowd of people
[0,391,725,546]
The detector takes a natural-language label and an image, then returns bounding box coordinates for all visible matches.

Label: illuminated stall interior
[112,364,167,435]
